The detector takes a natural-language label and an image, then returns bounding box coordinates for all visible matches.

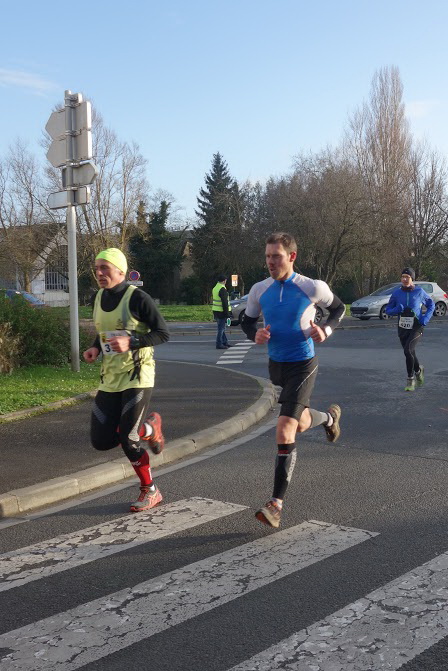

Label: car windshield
[20,291,43,304]
[369,284,398,296]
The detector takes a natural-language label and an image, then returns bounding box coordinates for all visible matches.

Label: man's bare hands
[255,324,271,345]
[309,320,326,343]
[83,347,100,363]
[108,335,131,353]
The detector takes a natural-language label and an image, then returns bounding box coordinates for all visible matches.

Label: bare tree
[291,149,365,285]
[409,143,448,276]
[345,66,412,291]
[0,140,59,291]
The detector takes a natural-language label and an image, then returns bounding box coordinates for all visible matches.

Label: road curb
[0,392,97,424]
[0,372,277,519]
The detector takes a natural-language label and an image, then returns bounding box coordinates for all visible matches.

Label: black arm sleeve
[91,335,100,350]
[240,313,258,342]
[128,289,170,348]
[324,294,345,332]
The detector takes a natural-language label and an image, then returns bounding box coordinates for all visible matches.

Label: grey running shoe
[324,404,341,442]
[416,366,424,387]
[405,377,416,392]
[255,500,282,528]
[130,486,163,513]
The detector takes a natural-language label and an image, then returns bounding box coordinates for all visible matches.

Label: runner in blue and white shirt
[241,232,345,528]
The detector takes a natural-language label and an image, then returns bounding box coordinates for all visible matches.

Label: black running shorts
[268,356,318,420]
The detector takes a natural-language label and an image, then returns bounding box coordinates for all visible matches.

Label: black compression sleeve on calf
[273,443,297,500]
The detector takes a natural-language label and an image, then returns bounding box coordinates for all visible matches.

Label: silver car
[350,281,448,320]
[229,294,326,325]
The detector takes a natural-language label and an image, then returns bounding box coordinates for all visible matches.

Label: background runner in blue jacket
[241,232,345,528]
[385,267,435,391]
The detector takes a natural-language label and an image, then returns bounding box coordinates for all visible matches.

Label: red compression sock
[131,450,152,487]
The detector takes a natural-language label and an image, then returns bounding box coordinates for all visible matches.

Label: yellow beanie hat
[95,248,128,274]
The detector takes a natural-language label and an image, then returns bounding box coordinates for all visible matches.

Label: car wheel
[238,309,246,324]
[434,301,447,317]
[359,316,371,320]
[379,306,390,320]
[314,306,323,324]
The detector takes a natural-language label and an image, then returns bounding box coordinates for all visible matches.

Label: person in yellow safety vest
[212,274,232,349]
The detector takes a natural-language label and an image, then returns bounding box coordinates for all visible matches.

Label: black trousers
[90,387,152,461]
[398,326,423,377]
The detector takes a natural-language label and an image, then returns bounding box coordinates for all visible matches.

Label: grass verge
[51,304,215,322]
[0,362,100,416]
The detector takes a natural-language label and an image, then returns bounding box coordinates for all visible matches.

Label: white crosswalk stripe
[0,498,246,593]
[217,341,255,365]
[0,519,375,670]
[227,549,448,670]
[4,495,448,671]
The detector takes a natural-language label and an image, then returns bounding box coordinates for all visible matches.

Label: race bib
[399,316,414,330]
[100,330,128,355]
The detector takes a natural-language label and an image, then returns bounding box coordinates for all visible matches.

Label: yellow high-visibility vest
[93,285,154,392]
[212,283,230,313]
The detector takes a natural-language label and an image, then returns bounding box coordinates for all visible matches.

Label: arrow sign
[46,109,67,168]
[62,161,98,187]
[48,190,72,209]
[45,109,65,139]
[47,186,90,209]
[74,101,92,130]
[46,140,66,168]
[75,186,90,205]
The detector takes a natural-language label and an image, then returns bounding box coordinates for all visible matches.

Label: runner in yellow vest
[83,248,170,512]
[212,274,232,349]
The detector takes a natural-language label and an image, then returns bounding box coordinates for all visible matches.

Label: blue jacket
[385,285,435,326]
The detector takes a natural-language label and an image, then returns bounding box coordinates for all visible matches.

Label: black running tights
[90,387,153,461]
[398,327,423,377]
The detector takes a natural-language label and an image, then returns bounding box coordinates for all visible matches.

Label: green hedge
[0,293,90,370]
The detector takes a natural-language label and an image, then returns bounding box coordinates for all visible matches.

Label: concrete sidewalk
[0,361,276,519]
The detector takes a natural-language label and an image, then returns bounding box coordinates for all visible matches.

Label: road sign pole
[65,90,80,372]
[46,90,96,372]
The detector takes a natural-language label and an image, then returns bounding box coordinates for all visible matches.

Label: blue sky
[1,0,448,219]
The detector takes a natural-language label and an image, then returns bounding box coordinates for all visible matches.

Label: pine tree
[128,201,183,302]
[192,152,244,300]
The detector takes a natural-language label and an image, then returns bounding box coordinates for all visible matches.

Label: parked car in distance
[0,289,47,308]
[229,294,326,325]
[350,282,448,320]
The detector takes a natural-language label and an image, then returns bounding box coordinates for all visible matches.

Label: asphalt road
[1,319,448,670]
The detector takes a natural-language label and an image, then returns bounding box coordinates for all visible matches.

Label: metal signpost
[46,91,97,372]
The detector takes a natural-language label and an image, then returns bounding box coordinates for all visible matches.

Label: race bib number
[399,316,414,330]
[100,330,128,355]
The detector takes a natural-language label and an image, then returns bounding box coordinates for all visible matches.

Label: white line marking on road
[0,521,376,670]
[0,498,246,593]
[227,549,448,671]
[216,341,255,364]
